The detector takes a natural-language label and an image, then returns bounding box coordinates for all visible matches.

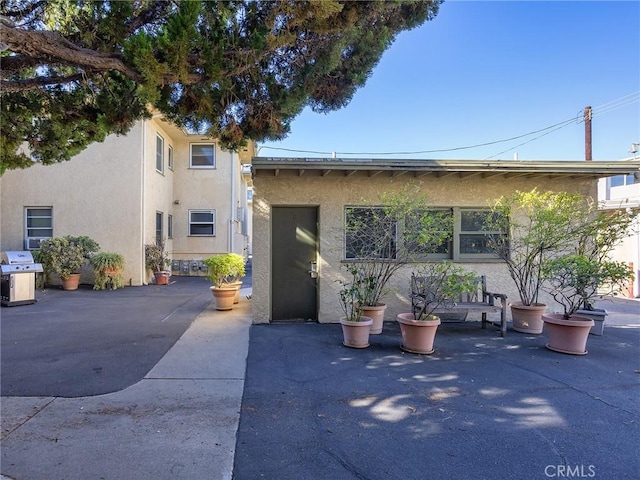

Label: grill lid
[1,263,43,274]
[1,251,36,265]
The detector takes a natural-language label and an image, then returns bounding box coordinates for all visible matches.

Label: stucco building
[598,157,640,298]
[0,116,255,286]
[250,157,640,325]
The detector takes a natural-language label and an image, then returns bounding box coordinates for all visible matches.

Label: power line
[258,91,639,157]
[486,91,639,159]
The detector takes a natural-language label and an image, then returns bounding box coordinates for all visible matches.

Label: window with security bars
[345,207,397,260]
[344,206,506,262]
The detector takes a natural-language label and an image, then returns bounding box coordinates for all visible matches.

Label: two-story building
[0,115,255,286]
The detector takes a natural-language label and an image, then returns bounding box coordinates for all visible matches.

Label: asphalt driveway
[0,276,214,397]
[234,299,640,480]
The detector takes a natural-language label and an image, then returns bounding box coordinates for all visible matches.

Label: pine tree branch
[1,72,87,92]
[0,23,142,84]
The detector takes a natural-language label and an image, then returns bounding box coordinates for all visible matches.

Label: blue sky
[259,1,640,161]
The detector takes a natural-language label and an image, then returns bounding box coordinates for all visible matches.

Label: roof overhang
[251,157,640,180]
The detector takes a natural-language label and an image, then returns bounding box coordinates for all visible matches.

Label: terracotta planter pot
[396,312,441,355]
[361,304,387,335]
[340,316,373,348]
[543,313,595,355]
[154,271,171,285]
[511,302,547,334]
[226,280,243,304]
[210,286,238,311]
[61,273,81,291]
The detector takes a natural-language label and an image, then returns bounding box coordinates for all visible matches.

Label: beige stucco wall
[1,118,252,287]
[170,141,248,265]
[1,123,144,285]
[252,172,597,324]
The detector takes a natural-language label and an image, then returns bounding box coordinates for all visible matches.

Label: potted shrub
[67,235,100,260]
[226,253,246,304]
[204,253,245,310]
[541,255,632,354]
[38,235,100,290]
[90,252,125,290]
[573,207,637,335]
[397,261,476,355]
[337,264,373,348]
[485,189,587,334]
[540,208,636,354]
[145,243,171,285]
[38,237,86,290]
[344,184,452,334]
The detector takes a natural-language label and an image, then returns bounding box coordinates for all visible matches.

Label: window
[404,209,453,259]
[168,214,173,239]
[156,134,164,173]
[457,209,505,259]
[168,145,174,170]
[610,174,636,187]
[190,144,215,168]
[156,211,163,244]
[189,210,215,236]
[345,207,397,260]
[344,206,506,262]
[25,207,53,249]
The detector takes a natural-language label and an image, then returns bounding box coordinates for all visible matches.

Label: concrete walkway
[1,286,252,480]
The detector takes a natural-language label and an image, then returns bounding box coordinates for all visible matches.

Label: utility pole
[584,106,592,161]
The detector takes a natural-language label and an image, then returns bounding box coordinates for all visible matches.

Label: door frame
[270,205,319,322]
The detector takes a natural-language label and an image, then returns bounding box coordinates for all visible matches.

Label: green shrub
[204,253,245,287]
[90,252,125,290]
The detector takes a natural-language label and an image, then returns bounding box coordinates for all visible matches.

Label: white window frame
[610,174,636,187]
[156,211,163,244]
[189,209,216,236]
[156,134,164,173]
[190,143,216,169]
[168,145,174,170]
[168,214,173,239]
[25,207,53,249]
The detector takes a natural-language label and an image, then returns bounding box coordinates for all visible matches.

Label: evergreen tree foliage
[0,0,442,173]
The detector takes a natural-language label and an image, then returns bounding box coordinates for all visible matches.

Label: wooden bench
[410,274,508,337]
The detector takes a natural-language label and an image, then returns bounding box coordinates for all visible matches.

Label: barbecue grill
[1,251,43,306]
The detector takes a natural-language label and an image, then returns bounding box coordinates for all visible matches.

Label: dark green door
[272,207,318,322]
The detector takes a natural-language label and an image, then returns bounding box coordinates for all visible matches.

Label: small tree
[542,207,637,318]
[411,262,477,320]
[485,189,587,306]
[542,255,633,318]
[145,243,170,272]
[337,264,369,322]
[344,183,452,308]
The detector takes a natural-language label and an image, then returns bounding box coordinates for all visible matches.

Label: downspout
[229,150,235,253]
[141,119,147,285]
